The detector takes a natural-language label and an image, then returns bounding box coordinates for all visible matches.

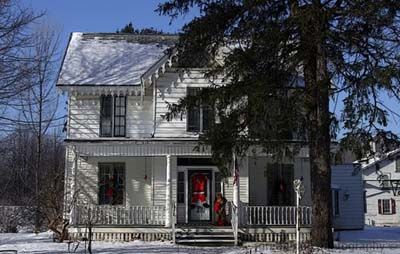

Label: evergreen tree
[117,22,165,35]
[158,0,400,247]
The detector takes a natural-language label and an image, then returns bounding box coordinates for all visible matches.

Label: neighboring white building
[331,165,364,230]
[57,32,350,244]
[360,148,400,226]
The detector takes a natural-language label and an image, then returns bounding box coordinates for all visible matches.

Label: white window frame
[100,95,126,137]
[186,87,213,133]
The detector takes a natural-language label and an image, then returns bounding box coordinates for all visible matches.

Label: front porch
[64,141,312,243]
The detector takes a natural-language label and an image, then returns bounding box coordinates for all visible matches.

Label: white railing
[72,205,166,226]
[242,206,312,226]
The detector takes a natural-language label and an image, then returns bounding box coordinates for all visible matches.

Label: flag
[233,153,240,186]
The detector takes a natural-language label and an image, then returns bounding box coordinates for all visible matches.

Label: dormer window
[100,95,126,137]
[186,88,214,132]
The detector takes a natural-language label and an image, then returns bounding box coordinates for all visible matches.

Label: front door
[188,170,212,222]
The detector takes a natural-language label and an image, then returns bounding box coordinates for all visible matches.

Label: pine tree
[158,0,400,247]
[117,22,165,35]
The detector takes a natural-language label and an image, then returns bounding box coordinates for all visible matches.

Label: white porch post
[232,152,240,246]
[165,154,172,227]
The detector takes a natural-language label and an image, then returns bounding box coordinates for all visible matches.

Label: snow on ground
[0,232,244,254]
[1,227,400,254]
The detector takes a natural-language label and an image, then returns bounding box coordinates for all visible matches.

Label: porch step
[176,228,238,246]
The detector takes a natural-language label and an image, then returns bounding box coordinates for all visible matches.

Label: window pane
[187,88,200,132]
[99,163,125,205]
[177,172,185,204]
[100,96,113,137]
[334,190,340,215]
[383,199,391,214]
[267,163,294,206]
[114,96,126,137]
[396,158,400,172]
[202,105,214,131]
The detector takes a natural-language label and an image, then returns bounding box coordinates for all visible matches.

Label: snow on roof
[357,148,400,170]
[57,33,178,86]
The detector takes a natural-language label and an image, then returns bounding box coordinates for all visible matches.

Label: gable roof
[358,148,400,170]
[57,33,178,86]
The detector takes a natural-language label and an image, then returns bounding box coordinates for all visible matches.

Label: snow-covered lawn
[0,233,243,254]
[0,227,400,254]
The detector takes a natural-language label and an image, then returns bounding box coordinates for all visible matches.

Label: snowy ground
[0,227,400,254]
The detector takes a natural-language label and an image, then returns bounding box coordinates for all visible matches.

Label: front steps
[175,226,238,246]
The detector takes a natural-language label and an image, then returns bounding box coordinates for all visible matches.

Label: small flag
[233,153,240,186]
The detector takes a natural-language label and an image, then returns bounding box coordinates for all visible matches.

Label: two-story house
[57,33,316,244]
[361,148,400,226]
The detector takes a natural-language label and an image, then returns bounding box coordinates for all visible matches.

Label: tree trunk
[303,38,333,249]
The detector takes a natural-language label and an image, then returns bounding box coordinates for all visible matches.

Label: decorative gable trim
[57,85,142,97]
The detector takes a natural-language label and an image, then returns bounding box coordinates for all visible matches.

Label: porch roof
[66,139,212,157]
[66,139,310,158]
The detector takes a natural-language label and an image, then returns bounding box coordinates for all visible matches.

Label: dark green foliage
[116,21,166,35]
[159,0,400,247]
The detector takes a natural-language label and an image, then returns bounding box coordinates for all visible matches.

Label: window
[114,96,126,137]
[177,172,185,204]
[186,88,214,132]
[266,164,294,206]
[396,157,400,172]
[98,163,125,205]
[364,191,367,213]
[100,95,126,137]
[378,199,396,215]
[332,190,340,216]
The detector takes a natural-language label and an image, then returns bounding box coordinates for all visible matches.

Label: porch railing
[72,205,166,226]
[241,205,312,226]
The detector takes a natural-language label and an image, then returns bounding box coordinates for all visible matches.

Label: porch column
[232,152,240,246]
[165,154,172,227]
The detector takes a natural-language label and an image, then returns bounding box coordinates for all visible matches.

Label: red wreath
[191,174,207,205]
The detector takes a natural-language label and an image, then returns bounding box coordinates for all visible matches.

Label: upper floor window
[100,95,126,137]
[396,157,400,172]
[187,88,214,132]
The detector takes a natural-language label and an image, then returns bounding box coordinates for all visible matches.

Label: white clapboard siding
[362,158,400,226]
[154,70,222,138]
[68,95,154,139]
[331,164,364,230]
[69,96,100,139]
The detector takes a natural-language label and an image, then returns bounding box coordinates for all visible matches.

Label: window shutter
[392,199,396,214]
[378,199,383,214]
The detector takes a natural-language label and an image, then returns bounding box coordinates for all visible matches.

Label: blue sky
[22,0,195,52]
[20,1,400,136]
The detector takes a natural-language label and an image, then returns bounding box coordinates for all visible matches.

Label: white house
[360,148,400,226]
[57,32,317,244]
